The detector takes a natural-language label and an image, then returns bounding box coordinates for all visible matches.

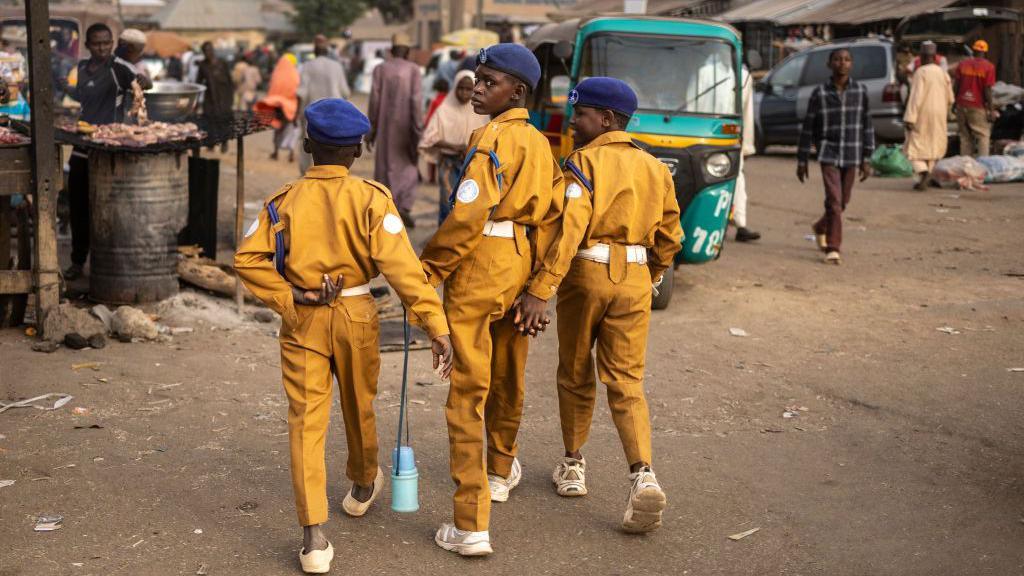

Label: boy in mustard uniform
[516,78,682,533]
[420,44,562,556]
[235,99,453,573]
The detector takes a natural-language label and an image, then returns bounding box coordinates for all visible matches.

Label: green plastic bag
[870,145,914,177]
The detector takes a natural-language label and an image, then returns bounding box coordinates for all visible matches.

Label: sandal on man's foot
[341,467,384,517]
[299,542,333,573]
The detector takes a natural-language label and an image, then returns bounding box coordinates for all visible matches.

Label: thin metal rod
[234,136,244,314]
[395,309,411,474]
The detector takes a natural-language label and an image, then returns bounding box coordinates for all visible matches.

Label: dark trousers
[814,164,856,253]
[68,152,90,266]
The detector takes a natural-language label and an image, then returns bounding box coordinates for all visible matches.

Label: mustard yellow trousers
[444,235,532,532]
[279,295,381,526]
[555,258,653,467]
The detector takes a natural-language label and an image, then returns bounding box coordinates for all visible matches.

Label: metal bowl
[143,81,206,122]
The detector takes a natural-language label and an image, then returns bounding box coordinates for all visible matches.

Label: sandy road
[2,132,1023,575]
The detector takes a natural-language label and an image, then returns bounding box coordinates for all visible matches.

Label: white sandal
[341,467,384,517]
[299,542,333,573]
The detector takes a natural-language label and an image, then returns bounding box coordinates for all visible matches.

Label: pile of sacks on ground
[932,142,1024,191]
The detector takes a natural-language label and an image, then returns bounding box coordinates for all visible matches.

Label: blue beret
[477,43,541,90]
[304,98,370,147]
[568,77,639,117]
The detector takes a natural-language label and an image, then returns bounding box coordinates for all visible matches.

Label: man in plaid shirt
[797,48,874,264]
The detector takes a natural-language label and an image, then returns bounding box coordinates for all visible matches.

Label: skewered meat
[88,122,205,147]
[0,126,27,145]
[130,80,148,125]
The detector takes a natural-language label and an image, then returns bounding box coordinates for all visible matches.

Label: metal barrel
[89,151,188,304]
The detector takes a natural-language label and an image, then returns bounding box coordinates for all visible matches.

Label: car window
[770,55,804,88]
[801,46,888,86]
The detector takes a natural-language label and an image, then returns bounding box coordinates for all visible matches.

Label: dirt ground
[2,112,1024,575]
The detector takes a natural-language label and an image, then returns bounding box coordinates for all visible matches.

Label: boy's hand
[514,293,550,337]
[290,274,343,305]
[796,163,808,183]
[859,160,872,182]
[431,335,453,381]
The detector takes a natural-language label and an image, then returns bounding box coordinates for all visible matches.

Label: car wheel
[651,268,674,310]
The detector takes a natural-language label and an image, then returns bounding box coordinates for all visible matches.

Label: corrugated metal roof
[153,0,267,31]
[718,0,960,25]
[550,0,711,21]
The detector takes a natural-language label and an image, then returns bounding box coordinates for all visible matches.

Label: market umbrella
[440,28,499,51]
[145,31,191,58]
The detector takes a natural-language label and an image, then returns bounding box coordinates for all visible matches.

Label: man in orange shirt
[954,40,997,157]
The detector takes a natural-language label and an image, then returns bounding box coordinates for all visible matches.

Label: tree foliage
[288,0,367,37]
[372,0,414,24]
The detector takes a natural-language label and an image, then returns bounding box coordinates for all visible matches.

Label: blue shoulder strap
[448,146,503,209]
[266,201,286,276]
[564,159,594,195]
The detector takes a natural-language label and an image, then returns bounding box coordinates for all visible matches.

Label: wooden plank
[0,147,32,196]
[0,270,33,294]
[25,0,60,334]
[234,136,245,314]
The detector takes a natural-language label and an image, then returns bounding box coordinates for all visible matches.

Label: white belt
[340,282,371,297]
[575,243,648,265]
[482,220,516,238]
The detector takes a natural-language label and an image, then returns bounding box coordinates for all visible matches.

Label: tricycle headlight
[705,152,731,179]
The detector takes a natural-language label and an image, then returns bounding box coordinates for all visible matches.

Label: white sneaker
[622,467,667,534]
[488,457,522,502]
[299,541,333,573]
[434,523,493,556]
[552,457,587,497]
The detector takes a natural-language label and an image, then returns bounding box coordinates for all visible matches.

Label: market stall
[53,111,271,307]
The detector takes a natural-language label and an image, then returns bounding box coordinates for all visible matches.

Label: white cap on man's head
[119,28,147,46]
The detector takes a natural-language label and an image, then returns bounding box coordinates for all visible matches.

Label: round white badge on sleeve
[244,217,260,238]
[566,182,583,199]
[382,213,404,234]
[456,179,480,204]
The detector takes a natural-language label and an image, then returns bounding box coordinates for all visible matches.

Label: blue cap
[568,77,639,117]
[304,98,370,147]
[476,43,541,90]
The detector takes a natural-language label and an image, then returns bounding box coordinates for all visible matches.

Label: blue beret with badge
[568,77,639,117]
[304,98,371,147]
[476,43,541,90]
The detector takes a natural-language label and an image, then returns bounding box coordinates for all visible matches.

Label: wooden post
[25,0,60,336]
[234,136,245,314]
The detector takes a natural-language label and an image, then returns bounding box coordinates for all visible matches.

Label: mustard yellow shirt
[528,131,683,300]
[420,107,563,287]
[234,164,449,338]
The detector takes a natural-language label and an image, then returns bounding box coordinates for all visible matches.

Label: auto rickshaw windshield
[580,34,739,116]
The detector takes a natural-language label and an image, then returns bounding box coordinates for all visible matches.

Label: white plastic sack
[1003,141,1024,158]
[992,81,1024,109]
[931,156,989,190]
[976,155,1024,183]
